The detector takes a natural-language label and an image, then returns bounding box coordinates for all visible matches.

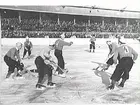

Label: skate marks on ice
[0,65,38,104]
[27,81,140,104]
[27,82,68,103]
[26,71,89,103]
[2,71,77,103]
[27,77,81,103]
[91,85,140,104]
[0,78,33,104]
[27,86,53,103]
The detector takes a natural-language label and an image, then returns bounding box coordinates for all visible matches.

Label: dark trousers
[111,57,133,81]
[90,42,95,49]
[106,56,114,65]
[4,55,20,77]
[23,47,31,58]
[35,56,52,84]
[54,49,64,74]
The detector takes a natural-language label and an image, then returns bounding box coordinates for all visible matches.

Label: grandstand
[0,5,140,38]
[0,6,140,104]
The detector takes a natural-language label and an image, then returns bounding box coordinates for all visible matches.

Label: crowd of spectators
[1,30,86,38]
[1,17,140,38]
[2,18,140,32]
[2,30,139,38]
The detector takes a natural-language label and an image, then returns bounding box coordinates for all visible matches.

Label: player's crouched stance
[35,45,56,90]
[95,41,118,71]
[107,44,138,90]
[4,42,24,79]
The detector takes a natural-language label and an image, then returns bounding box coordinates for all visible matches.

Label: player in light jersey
[107,44,138,90]
[35,45,56,90]
[104,41,119,70]
[95,40,118,71]
[54,33,73,77]
[22,36,33,59]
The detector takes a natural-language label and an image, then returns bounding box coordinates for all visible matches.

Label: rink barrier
[1,38,138,45]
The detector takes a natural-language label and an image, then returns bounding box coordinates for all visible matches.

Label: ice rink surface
[0,39,140,104]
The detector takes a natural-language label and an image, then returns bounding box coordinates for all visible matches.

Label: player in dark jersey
[22,37,33,59]
[89,35,96,52]
[4,42,23,79]
[54,33,73,77]
[107,44,138,90]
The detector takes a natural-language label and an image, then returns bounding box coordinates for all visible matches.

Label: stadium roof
[0,5,140,19]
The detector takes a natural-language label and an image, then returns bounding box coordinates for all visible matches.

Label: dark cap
[49,44,55,47]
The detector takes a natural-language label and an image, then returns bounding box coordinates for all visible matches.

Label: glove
[19,63,24,71]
